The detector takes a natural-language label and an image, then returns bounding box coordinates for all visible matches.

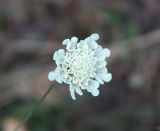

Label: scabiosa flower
[48,33,112,100]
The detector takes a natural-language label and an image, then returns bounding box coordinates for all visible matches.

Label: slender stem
[13,85,54,131]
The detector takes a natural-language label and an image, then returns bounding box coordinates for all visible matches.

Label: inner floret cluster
[48,33,112,100]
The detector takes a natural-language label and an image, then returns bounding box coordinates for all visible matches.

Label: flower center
[62,48,97,85]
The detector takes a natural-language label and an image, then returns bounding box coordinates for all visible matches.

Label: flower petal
[87,80,100,96]
[75,86,83,96]
[96,67,111,83]
[55,66,63,83]
[95,76,104,85]
[91,89,99,96]
[94,46,111,61]
[77,40,88,50]
[103,73,112,82]
[96,61,107,68]
[87,41,98,49]
[69,85,76,100]
[66,43,75,51]
[71,37,78,45]
[95,49,107,61]
[56,75,63,83]
[90,33,99,41]
[97,71,112,83]
[103,48,111,57]
[62,39,70,45]
[53,49,65,65]
[48,66,63,83]
[97,67,108,75]
[66,37,78,51]
[48,71,56,81]
[70,84,83,96]
[84,37,92,43]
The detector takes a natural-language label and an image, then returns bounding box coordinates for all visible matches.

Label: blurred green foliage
[105,9,139,41]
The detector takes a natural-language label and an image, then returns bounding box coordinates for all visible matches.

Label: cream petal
[94,46,110,61]
[77,40,88,50]
[95,76,104,84]
[48,66,63,83]
[89,80,99,89]
[103,48,111,57]
[55,67,63,83]
[53,49,65,65]
[71,37,78,45]
[90,33,99,41]
[95,49,107,61]
[96,67,109,82]
[69,85,76,100]
[58,49,65,55]
[87,80,100,96]
[87,86,99,96]
[75,85,83,96]
[66,43,75,51]
[53,51,58,60]
[66,37,78,51]
[91,89,99,96]
[103,73,112,82]
[57,49,65,60]
[94,46,103,59]
[84,37,92,43]
[97,67,108,75]
[97,70,112,83]
[94,45,102,53]
[96,61,107,68]
[56,75,63,83]
[48,71,56,81]
[62,39,70,45]
[87,41,98,49]
[77,40,83,48]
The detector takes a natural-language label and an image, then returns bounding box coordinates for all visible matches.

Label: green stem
[13,85,54,131]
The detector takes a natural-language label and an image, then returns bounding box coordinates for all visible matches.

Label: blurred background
[0,0,160,131]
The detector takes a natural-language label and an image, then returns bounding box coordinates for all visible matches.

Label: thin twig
[13,85,54,131]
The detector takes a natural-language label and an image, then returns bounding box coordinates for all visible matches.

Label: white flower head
[48,33,112,100]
